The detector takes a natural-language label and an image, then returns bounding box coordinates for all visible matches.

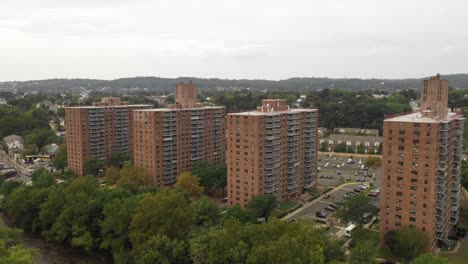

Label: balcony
[437,184,448,194]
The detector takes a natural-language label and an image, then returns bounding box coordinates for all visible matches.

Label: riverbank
[0,212,112,264]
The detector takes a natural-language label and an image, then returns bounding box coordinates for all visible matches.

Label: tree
[409,254,450,264]
[349,240,378,264]
[24,128,59,151]
[52,144,67,173]
[384,226,429,262]
[100,194,145,264]
[0,225,37,264]
[356,145,365,154]
[190,219,249,264]
[129,189,192,252]
[365,156,382,169]
[335,195,378,227]
[191,161,227,194]
[248,194,277,221]
[247,221,344,264]
[191,196,220,227]
[174,172,204,199]
[0,180,23,197]
[108,152,129,168]
[104,166,121,185]
[116,165,151,189]
[135,235,190,264]
[461,160,468,191]
[320,141,329,152]
[84,157,105,176]
[222,204,256,224]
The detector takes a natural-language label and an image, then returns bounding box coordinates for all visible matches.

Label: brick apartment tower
[226,99,319,207]
[65,98,151,176]
[380,75,464,251]
[132,82,226,187]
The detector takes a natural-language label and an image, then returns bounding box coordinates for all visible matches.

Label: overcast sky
[1,0,467,81]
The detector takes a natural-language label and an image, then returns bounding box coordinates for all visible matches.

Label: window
[398,146,405,151]
[409,217,416,222]
[399,130,405,135]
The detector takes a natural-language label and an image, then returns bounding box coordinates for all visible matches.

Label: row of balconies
[437,184,448,194]
[265,181,279,188]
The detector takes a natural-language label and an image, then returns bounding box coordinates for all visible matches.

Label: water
[1,213,113,264]
[22,232,113,264]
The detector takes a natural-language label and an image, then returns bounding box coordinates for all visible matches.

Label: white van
[345,224,356,237]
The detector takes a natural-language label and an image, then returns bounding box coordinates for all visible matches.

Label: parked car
[323,194,330,199]
[324,206,336,212]
[353,188,362,193]
[315,211,328,218]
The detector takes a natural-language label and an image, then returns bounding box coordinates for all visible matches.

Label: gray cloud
[0,0,467,81]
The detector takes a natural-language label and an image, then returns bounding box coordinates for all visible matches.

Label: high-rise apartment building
[380,75,464,251]
[132,82,225,187]
[65,98,151,176]
[226,99,319,207]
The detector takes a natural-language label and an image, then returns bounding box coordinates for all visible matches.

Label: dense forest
[0,169,349,264]
[1,74,468,94]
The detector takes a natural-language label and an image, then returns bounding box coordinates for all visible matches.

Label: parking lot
[317,153,382,189]
[292,183,362,222]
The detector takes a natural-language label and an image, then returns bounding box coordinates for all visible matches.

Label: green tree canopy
[349,240,378,264]
[129,189,192,252]
[384,226,429,262]
[248,194,277,221]
[174,172,204,199]
[335,195,378,227]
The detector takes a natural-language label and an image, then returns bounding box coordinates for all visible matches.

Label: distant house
[0,97,7,105]
[332,127,379,137]
[3,135,24,160]
[321,134,383,154]
[318,127,328,138]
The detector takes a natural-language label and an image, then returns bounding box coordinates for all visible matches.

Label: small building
[321,134,382,153]
[3,135,24,161]
[332,127,379,137]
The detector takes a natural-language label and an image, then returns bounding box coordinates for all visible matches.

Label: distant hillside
[1,74,467,94]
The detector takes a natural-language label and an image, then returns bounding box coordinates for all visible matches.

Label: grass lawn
[440,242,468,264]
[270,209,285,218]
[277,200,299,211]
[296,218,316,228]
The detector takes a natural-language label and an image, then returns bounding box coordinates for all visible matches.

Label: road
[283,182,361,222]
[0,151,33,183]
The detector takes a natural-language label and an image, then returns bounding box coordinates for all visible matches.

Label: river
[1,213,113,264]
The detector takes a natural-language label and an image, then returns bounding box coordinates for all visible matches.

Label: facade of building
[132,82,226,187]
[65,98,151,175]
[226,99,319,207]
[380,75,464,251]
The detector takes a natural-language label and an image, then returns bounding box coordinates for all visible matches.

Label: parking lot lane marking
[319,201,331,204]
